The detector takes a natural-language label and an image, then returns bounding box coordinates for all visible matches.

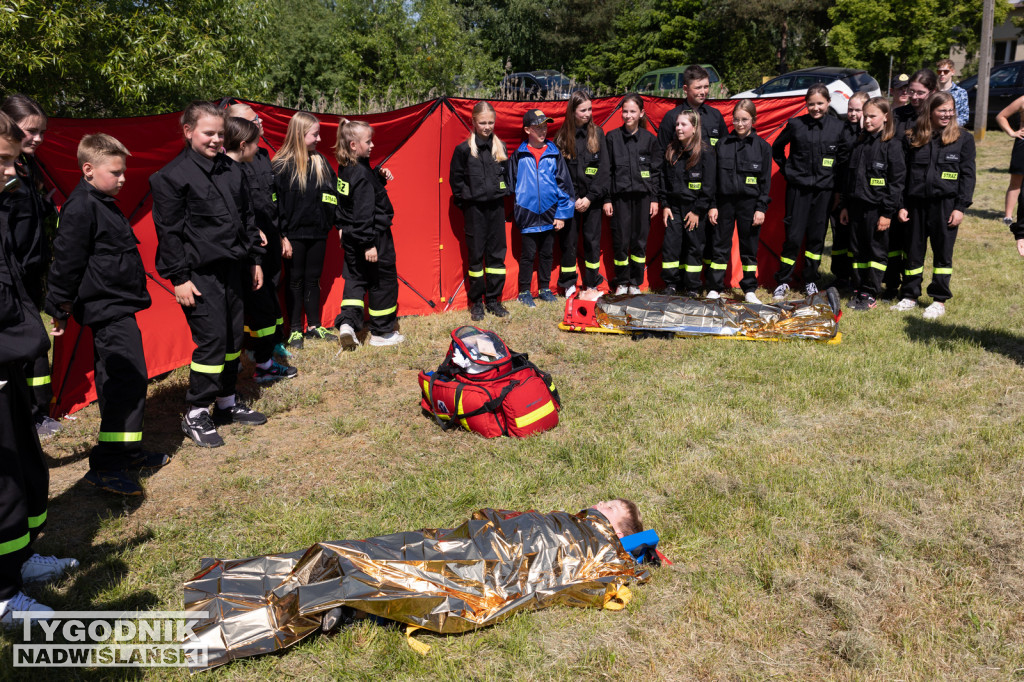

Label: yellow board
[558,323,842,344]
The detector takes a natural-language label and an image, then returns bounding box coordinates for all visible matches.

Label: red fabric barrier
[41,95,806,416]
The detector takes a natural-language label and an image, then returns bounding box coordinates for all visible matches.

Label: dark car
[497,70,573,100]
[959,60,1024,129]
[732,66,881,117]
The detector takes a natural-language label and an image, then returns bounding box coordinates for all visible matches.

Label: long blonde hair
[665,109,702,170]
[334,118,373,168]
[467,101,508,162]
[909,92,961,148]
[272,111,332,192]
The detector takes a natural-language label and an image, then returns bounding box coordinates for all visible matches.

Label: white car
[732,67,882,118]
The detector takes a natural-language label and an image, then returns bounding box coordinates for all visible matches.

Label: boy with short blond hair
[45,133,168,497]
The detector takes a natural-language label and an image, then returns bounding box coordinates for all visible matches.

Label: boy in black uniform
[657,65,728,151]
[0,113,78,627]
[151,102,267,449]
[45,134,168,496]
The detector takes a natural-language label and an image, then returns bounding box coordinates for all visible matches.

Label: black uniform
[900,129,976,302]
[0,154,55,424]
[885,104,920,292]
[711,131,772,293]
[842,130,907,298]
[240,148,282,362]
[771,114,847,286]
[660,143,716,292]
[559,123,610,290]
[657,101,728,150]
[605,126,662,288]
[150,147,263,408]
[829,119,861,285]
[45,179,152,472]
[336,158,398,336]
[449,135,509,304]
[892,104,919,140]
[0,208,50,602]
[274,154,337,332]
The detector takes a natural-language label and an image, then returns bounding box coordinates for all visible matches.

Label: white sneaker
[0,592,54,629]
[369,331,405,346]
[337,323,360,350]
[772,283,789,301]
[744,291,760,304]
[890,298,917,312]
[21,553,79,584]
[614,285,628,295]
[922,301,946,320]
[627,286,642,295]
[564,285,577,298]
[805,282,818,296]
[706,290,720,300]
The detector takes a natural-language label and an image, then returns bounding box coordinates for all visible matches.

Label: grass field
[4,134,1024,680]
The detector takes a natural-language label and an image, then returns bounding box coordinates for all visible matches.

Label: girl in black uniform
[273,111,338,348]
[770,84,847,300]
[150,101,267,449]
[554,90,610,296]
[893,92,975,320]
[0,95,59,438]
[840,97,906,310]
[603,94,661,295]
[830,91,869,290]
[708,99,772,302]
[450,101,510,321]
[659,109,715,297]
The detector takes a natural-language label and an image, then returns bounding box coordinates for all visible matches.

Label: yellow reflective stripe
[832,249,848,256]
[468,269,484,278]
[560,266,576,273]
[933,267,953,274]
[742,265,757,272]
[702,258,711,265]
[614,259,628,266]
[368,305,397,317]
[225,351,241,362]
[868,261,886,271]
[342,299,365,308]
[276,317,284,326]
[26,375,51,387]
[904,267,924,276]
[0,532,30,556]
[662,260,680,269]
[683,264,703,272]
[249,324,277,338]
[27,510,46,529]
[98,432,142,443]
[852,262,869,269]
[708,262,727,270]
[803,251,822,261]
[457,392,469,431]
[630,254,646,264]
[887,250,903,258]
[780,257,795,266]
[191,362,224,374]
[271,192,277,202]
[322,193,338,205]
[485,267,506,275]
[585,260,601,269]
[514,399,555,429]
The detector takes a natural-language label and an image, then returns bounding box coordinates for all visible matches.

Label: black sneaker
[304,326,337,342]
[470,302,485,322]
[486,301,509,317]
[212,402,267,426]
[83,470,143,496]
[287,330,304,349]
[253,361,298,384]
[124,450,170,472]
[181,410,225,448]
[662,286,677,296]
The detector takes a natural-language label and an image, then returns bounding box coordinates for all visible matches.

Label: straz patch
[941,171,959,180]
[271,192,277,202]
[499,181,507,189]
[822,158,835,168]
[688,182,702,190]
[585,167,598,175]
[640,170,651,178]
[869,178,886,186]
[745,176,758,185]
[337,180,350,196]
[322,193,337,205]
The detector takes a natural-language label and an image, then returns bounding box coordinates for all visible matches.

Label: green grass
[4,134,1024,679]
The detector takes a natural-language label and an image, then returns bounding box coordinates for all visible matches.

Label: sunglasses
[937,69,952,75]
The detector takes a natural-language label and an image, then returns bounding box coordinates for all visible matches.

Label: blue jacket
[509,141,575,234]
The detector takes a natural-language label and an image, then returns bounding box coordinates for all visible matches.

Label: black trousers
[90,315,147,472]
[829,208,852,282]
[575,205,605,289]
[338,230,398,335]
[610,193,649,287]
[245,238,283,363]
[462,200,507,304]
[661,202,707,292]
[182,263,245,407]
[0,364,48,600]
[847,199,889,298]
[883,221,907,294]
[901,196,959,302]
[517,230,555,292]
[555,210,578,290]
[22,278,52,422]
[283,237,327,331]
[717,196,761,293]
[776,185,832,285]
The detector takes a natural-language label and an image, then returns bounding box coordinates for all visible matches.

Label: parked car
[958,60,1024,129]
[633,64,729,99]
[731,66,881,117]
[497,71,573,100]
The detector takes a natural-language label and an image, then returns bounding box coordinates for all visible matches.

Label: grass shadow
[903,316,1024,366]
[965,206,1007,221]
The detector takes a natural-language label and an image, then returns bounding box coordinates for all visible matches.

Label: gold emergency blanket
[183,508,649,671]
[596,291,839,340]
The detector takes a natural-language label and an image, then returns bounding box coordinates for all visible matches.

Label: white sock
[187,406,208,420]
[215,395,236,410]
[257,359,273,370]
